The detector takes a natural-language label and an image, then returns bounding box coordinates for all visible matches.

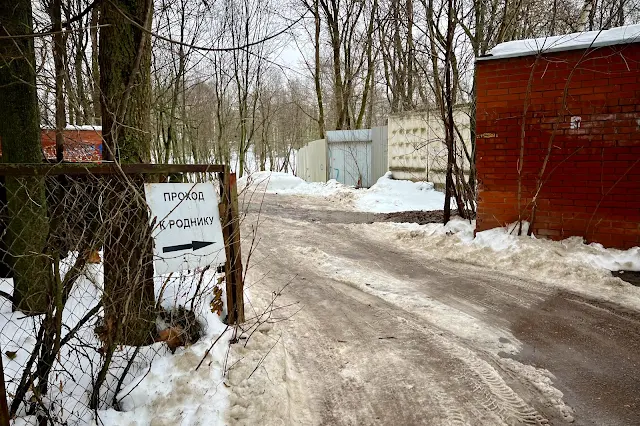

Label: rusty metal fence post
[219,170,244,325]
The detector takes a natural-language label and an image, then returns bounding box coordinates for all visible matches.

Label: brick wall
[40,129,102,161]
[475,43,640,249]
[0,129,102,162]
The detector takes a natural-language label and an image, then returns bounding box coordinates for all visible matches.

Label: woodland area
[0,0,637,272]
[11,0,637,178]
[1,0,631,223]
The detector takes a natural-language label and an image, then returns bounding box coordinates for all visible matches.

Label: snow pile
[354,172,446,213]
[0,259,232,425]
[569,241,640,272]
[483,24,640,60]
[99,341,228,425]
[98,270,231,425]
[239,171,349,197]
[240,171,449,213]
[393,219,640,272]
[377,218,640,307]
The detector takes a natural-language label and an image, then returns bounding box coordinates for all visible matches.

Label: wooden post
[219,171,244,324]
[228,172,244,323]
[218,179,234,324]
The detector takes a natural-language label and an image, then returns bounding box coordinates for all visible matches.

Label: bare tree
[99,0,156,347]
[0,0,53,313]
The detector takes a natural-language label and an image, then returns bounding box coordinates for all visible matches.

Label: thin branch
[109,0,308,53]
[196,325,230,371]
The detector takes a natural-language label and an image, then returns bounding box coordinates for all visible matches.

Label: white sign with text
[144,182,226,274]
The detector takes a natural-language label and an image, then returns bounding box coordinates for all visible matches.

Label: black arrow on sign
[163,241,215,253]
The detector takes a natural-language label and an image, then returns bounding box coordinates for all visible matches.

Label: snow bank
[238,171,348,197]
[240,171,449,213]
[97,270,231,425]
[354,172,446,213]
[393,219,640,272]
[482,24,640,60]
[374,219,640,308]
[100,330,229,426]
[0,258,232,425]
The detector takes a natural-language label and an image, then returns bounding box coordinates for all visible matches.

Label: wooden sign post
[219,171,244,324]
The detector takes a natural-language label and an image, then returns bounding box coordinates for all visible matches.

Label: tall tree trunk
[356,0,377,129]
[313,0,325,138]
[617,0,625,26]
[75,40,89,124]
[99,0,155,346]
[165,45,185,164]
[405,0,414,109]
[328,19,345,129]
[443,0,455,224]
[467,0,487,195]
[90,7,101,124]
[0,0,53,313]
[50,0,66,162]
[64,48,79,126]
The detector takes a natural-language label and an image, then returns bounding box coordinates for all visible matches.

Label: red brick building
[475,25,640,249]
[40,126,102,161]
[0,126,102,162]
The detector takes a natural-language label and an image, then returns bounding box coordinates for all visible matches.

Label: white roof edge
[41,125,102,131]
[387,104,471,118]
[478,24,640,61]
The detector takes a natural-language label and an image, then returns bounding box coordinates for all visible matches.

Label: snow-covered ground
[240,170,639,276]
[365,219,640,309]
[238,191,640,425]
[1,260,237,426]
[5,168,638,425]
[96,270,231,426]
[238,171,448,213]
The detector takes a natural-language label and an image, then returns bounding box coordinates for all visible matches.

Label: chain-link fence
[0,163,240,425]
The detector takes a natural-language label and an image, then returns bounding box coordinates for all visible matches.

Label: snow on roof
[66,125,102,131]
[479,24,640,61]
[326,129,372,143]
[41,125,102,131]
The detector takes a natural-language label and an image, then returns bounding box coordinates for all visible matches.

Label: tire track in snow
[395,316,548,426]
[351,223,550,309]
[245,225,477,424]
[289,243,555,425]
[241,205,564,424]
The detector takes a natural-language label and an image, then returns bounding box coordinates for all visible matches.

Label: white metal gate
[328,141,371,187]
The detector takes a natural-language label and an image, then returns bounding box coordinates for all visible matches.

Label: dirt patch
[612,271,640,287]
[247,194,473,226]
[376,210,453,225]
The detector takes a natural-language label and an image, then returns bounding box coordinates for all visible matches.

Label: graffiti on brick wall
[39,129,103,162]
[42,143,101,161]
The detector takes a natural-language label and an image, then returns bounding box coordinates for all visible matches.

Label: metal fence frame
[0,162,244,426]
